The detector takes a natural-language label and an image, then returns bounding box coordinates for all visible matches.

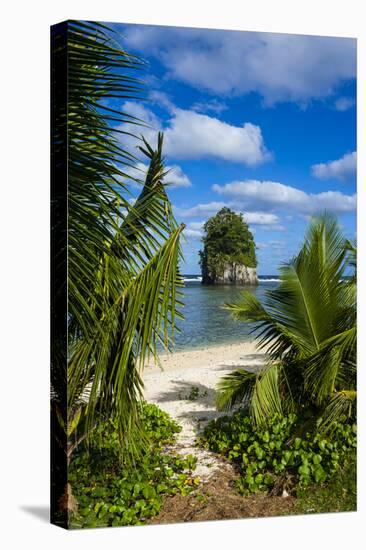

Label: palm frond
[318,390,357,433]
[251,364,283,425]
[52,21,184,463]
[304,327,356,404]
[219,213,356,428]
[217,363,284,426]
[216,369,257,411]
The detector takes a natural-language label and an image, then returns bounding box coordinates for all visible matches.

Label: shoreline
[143,340,267,479]
[157,336,259,356]
[151,340,264,370]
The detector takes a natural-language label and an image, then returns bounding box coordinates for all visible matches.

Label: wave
[183,276,279,283]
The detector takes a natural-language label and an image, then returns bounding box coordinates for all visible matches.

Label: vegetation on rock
[199,207,257,284]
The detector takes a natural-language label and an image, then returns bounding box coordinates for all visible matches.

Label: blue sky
[108,23,356,275]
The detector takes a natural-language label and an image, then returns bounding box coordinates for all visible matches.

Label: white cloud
[258,240,285,250]
[260,224,286,232]
[122,101,160,129]
[120,101,270,165]
[311,151,356,182]
[122,160,191,188]
[191,99,228,114]
[334,97,355,111]
[165,165,192,187]
[119,102,160,153]
[176,202,280,226]
[183,221,204,240]
[164,109,270,164]
[243,212,279,225]
[183,229,202,239]
[180,212,282,242]
[212,179,356,214]
[122,162,148,180]
[186,221,204,231]
[148,90,176,112]
[123,26,356,105]
[175,202,226,218]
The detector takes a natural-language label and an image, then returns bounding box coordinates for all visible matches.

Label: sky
[107,22,357,275]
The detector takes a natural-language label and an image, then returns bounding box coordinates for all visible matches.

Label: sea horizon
[182,273,281,283]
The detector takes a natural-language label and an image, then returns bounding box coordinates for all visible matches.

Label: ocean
[168,275,280,351]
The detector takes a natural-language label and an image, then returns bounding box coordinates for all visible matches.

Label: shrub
[200,412,356,495]
[69,403,198,528]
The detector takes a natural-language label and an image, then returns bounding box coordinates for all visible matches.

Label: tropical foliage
[50,21,357,525]
[69,403,197,528]
[295,454,356,514]
[217,213,356,431]
[199,207,257,284]
[51,19,184,512]
[201,411,356,496]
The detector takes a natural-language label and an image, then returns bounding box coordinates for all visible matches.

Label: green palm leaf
[318,390,356,433]
[217,213,356,428]
[52,21,184,463]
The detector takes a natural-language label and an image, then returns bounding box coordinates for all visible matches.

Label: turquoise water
[171,276,279,351]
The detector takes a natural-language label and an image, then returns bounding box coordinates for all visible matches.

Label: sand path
[143,342,267,480]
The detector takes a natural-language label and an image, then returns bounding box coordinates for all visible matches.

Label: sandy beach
[143,341,267,479]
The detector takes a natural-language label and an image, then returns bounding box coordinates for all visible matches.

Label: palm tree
[216,213,356,432]
[51,21,184,520]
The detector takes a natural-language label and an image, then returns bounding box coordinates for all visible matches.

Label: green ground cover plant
[69,403,198,528]
[200,411,356,497]
[295,455,356,514]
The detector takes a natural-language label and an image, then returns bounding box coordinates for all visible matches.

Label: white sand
[143,341,267,480]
